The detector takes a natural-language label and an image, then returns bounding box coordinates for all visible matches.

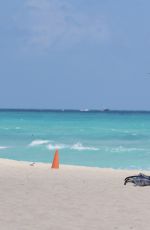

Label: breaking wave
[29,140,50,147]
[47,144,67,150]
[0,146,9,150]
[71,143,99,151]
[47,142,99,151]
[108,146,145,153]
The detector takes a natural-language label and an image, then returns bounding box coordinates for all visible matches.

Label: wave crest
[47,144,67,150]
[29,140,50,147]
[71,143,99,151]
[29,140,99,151]
[109,146,144,153]
[0,146,9,150]
[47,142,99,151]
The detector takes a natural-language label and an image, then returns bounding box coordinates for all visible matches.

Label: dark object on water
[103,109,110,112]
[124,173,150,186]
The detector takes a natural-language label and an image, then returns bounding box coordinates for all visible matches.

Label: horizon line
[0,108,150,112]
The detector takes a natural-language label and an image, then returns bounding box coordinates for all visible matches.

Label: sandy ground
[0,159,150,230]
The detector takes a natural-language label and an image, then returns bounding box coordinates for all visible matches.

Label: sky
[0,0,150,110]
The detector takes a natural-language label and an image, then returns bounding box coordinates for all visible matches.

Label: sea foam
[0,146,9,150]
[47,142,99,151]
[109,146,145,153]
[71,143,99,151]
[47,144,67,150]
[29,140,50,147]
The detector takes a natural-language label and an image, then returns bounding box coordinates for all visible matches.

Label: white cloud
[20,0,109,49]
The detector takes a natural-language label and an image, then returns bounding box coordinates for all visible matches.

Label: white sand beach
[0,159,150,230]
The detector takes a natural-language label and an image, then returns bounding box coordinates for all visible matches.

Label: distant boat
[103,109,110,112]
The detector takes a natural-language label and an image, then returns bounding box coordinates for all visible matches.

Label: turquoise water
[0,110,150,169]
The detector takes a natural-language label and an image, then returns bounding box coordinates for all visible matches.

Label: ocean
[0,110,150,170]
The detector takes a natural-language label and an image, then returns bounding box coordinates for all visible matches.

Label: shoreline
[0,157,149,173]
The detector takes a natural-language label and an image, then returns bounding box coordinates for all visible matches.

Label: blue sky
[0,0,150,110]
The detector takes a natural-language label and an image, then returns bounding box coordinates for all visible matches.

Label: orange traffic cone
[51,150,59,169]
